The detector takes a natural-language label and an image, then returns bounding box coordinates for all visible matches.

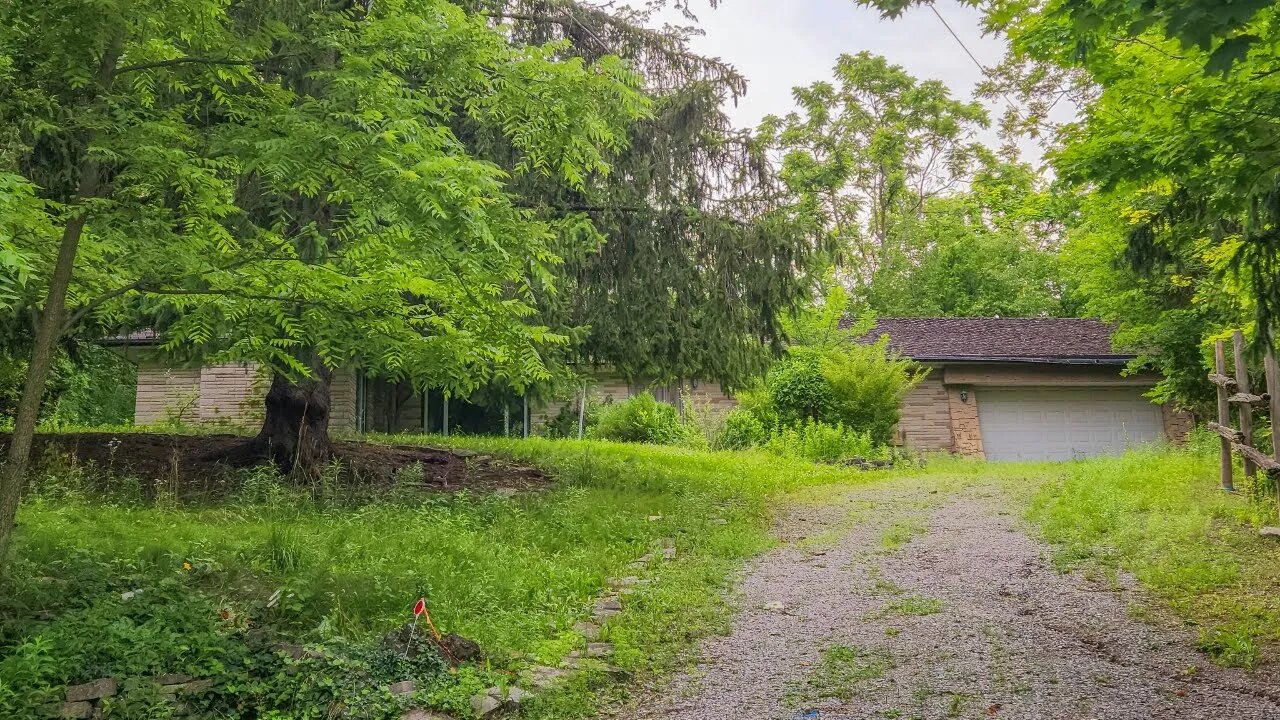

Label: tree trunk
[0,167,102,560]
[250,367,334,477]
[0,35,120,563]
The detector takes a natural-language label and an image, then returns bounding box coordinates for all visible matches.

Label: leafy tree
[758,52,989,283]
[862,158,1069,317]
[1060,190,1239,413]
[0,0,643,555]
[467,1,823,391]
[862,0,1271,73]
[862,1,1280,410]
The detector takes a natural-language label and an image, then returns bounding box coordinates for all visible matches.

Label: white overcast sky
[646,1,1059,164]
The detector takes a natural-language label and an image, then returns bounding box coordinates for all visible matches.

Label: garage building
[865,317,1194,461]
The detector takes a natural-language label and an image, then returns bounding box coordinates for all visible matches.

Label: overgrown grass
[1,435,886,719]
[1026,444,1280,667]
[10,429,1280,719]
[782,644,893,707]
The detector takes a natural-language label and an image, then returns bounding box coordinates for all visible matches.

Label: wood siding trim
[941,363,1159,387]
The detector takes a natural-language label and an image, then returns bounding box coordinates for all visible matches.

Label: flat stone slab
[592,598,623,619]
[1260,526,1280,538]
[470,693,501,717]
[389,679,416,695]
[400,709,454,720]
[55,701,92,719]
[65,679,117,702]
[470,685,528,717]
[573,620,601,640]
[526,665,571,690]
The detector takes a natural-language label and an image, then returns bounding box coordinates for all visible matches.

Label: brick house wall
[946,384,985,458]
[134,367,201,425]
[129,356,1193,455]
[532,374,735,432]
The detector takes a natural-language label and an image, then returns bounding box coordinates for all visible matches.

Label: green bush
[543,395,602,439]
[819,340,923,444]
[764,349,834,425]
[741,338,922,451]
[716,408,769,450]
[590,392,698,446]
[764,420,880,464]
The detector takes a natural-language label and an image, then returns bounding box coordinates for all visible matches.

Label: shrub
[543,393,604,439]
[745,337,922,449]
[764,420,880,464]
[590,392,698,446]
[819,339,924,444]
[716,408,768,450]
[764,349,834,426]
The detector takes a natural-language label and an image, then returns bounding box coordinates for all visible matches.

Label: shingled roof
[851,317,1133,364]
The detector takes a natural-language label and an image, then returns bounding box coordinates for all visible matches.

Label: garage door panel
[978,387,1163,461]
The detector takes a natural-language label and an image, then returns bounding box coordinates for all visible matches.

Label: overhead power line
[927,5,1021,119]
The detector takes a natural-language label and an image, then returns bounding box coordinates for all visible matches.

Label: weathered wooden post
[1233,330,1257,478]
[1214,339,1235,491]
[577,381,587,440]
[1266,348,1280,522]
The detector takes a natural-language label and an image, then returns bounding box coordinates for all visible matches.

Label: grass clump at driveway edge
[2,435,885,719]
[1025,444,1280,668]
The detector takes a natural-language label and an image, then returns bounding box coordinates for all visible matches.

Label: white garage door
[977,386,1165,461]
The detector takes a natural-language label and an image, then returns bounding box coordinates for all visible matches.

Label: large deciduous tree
[859,1,1280,410]
[758,52,989,286]
[0,0,643,555]
[862,157,1069,317]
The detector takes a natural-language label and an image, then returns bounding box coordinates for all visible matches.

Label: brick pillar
[1161,403,1194,444]
[947,385,985,458]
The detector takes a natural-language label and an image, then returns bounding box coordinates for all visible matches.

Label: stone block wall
[896,372,953,452]
[530,375,735,431]
[135,367,201,425]
[52,675,212,718]
[947,385,985,458]
[1162,404,1195,443]
[196,364,265,426]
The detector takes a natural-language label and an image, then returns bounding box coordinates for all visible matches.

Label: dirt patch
[8,432,548,499]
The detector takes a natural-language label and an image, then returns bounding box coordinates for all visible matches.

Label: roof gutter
[906,356,1136,365]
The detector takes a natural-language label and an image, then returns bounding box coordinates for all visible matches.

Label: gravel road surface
[623,478,1280,720]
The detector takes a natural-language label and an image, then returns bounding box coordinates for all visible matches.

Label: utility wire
[928,5,1021,120]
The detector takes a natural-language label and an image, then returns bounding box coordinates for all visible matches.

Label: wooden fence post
[1215,339,1235,492]
[1267,348,1280,522]
[1233,330,1257,478]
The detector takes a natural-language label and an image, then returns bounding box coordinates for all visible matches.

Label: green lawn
[2,434,1278,720]
[0,436,884,719]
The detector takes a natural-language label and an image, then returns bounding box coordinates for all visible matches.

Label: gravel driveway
[622,477,1280,720]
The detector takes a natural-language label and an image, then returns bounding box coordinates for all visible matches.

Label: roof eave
[906,355,1136,365]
